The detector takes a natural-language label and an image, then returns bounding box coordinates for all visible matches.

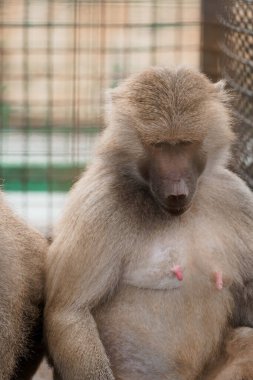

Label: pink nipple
[214,271,223,290]
[171,265,183,281]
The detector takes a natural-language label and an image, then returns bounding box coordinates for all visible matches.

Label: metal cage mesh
[220,0,253,189]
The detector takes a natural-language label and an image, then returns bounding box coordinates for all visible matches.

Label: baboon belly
[94,286,232,380]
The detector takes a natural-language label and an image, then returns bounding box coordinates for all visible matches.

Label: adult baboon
[0,191,48,379]
[45,67,253,380]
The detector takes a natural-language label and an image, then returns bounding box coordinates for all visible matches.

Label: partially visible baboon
[205,327,253,380]
[0,191,48,379]
[232,280,253,328]
[203,281,253,379]
[45,67,253,380]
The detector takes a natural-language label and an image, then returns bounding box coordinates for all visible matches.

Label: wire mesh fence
[219,0,253,189]
[201,0,253,189]
[0,0,201,233]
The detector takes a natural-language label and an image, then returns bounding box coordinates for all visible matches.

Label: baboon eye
[150,142,165,150]
[179,141,193,146]
[154,142,164,148]
[152,141,193,149]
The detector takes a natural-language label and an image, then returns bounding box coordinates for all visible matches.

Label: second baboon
[203,281,253,379]
[0,191,48,380]
[204,327,253,380]
[45,67,253,380]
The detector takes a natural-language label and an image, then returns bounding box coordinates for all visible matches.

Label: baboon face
[140,140,206,215]
[107,67,234,216]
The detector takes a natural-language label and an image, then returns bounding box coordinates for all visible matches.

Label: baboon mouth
[156,197,192,216]
[166,203,192,216]
[157,199,192,216]
[169,207,189,216]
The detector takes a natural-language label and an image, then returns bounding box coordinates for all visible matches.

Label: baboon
[45,67,253,380]
[0,191,48,379]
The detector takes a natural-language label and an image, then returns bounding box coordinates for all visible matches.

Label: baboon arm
[209,365,241,380]
[46,236,122,380]
[0,318,23,380]
[46,246,120,380]
[45,169,135,380]
[46,307,114,380]
[45,185,128,379]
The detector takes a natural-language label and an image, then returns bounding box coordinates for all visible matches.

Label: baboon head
[103,67,234,215]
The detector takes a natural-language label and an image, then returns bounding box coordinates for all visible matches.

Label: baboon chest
[94,225,236,380]
[122,222,231,291]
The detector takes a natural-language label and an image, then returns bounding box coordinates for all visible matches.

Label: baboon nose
[166,191,189,211]
[166,179,189,205]
[167,194,187,203]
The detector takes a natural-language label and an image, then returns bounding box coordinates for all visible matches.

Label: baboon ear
[214,80,226,92]
[214,80,232,104]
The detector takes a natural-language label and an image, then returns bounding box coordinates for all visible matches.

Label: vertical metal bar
[99,0,106,110]
[71,0,77,166]
[74,0,80,170]
[0,1,4,184]
[71,0,81,173]
[46,0,54,235]
[122,2,129,78]
[22,0,30,218]
[0,1,3,129]
[175,0,183,64]
[150,0,158,66]
[89,0,96,124]
[201,0,222,81]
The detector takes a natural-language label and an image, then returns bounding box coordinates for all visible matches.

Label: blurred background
[0,0,252,378]
[1,0,252,237]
